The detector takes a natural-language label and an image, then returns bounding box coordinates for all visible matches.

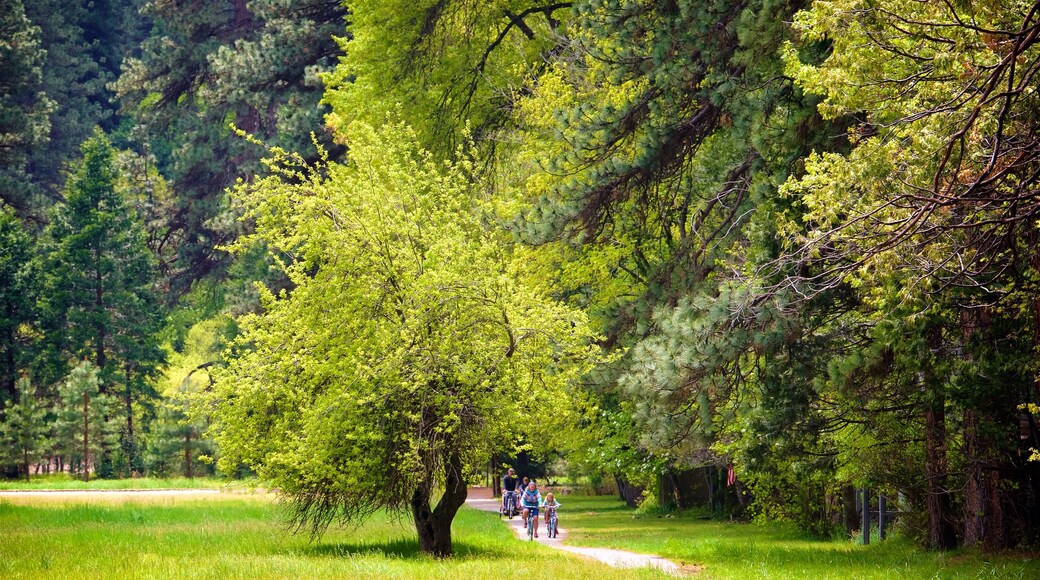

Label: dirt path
[466,496,683,575]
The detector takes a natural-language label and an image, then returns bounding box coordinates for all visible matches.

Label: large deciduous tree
[210,121,592,556]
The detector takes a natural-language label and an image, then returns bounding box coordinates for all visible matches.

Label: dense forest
[1,0,1038,555]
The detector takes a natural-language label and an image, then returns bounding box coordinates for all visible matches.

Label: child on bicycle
[520,481,542,537]
[542,492,561,527]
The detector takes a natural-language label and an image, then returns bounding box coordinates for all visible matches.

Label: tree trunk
[184,428,193,478]
[842,485,858,537]
[83,391,90,482]
[491,455,501,498]
[963,409,1006,550]
[923,324,957,549]
[411,450,468,557]
[4,303,15,401]
[924,382,957,549]
[669,472,685,510]
[125,366,135,473]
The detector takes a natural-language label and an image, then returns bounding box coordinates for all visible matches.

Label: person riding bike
[520,481,542,538]
[501,468,519,516]
[542,492,561,537]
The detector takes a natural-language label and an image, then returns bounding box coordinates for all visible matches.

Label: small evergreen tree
[144,396,213,478]
[50,360,117,480]
[0,376,49,481]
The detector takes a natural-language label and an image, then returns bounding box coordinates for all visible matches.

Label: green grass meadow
[557,495,1038,579]
[0,494,664,579]
[0,474,229,490]
[1,491,1037,579]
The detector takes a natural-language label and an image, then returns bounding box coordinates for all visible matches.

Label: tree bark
[963,409,1006,550]
[411,450,468,557]
[4,303,15,401]
[184,428,193,478]
[83,391,90,481]
[924,379,957,549]
[842,485,858,537]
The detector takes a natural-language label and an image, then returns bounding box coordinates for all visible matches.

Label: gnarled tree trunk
[411,450,468,557]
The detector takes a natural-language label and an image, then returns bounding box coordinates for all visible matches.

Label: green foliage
[22,0,143,210]
[0,376,48,481]
[211,119,594,550]
[144,395,215,478]
[324,0,569,154]
[114,0,347,298]
[35,129,165,476]
[0,0,54,217]
[0,209,37,404]
[50,360,119,479]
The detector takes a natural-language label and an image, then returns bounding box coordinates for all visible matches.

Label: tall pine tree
[0,0,54,219]
[39,129,164,476]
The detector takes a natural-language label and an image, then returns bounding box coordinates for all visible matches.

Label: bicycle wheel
[527,512,534,540]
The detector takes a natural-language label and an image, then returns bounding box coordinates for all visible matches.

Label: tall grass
[0,494,666,579]
[4,491,1035,579]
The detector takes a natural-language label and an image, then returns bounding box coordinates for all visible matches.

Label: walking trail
[466,489,685,575]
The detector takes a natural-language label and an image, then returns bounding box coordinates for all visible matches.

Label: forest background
[1,0,1038,554]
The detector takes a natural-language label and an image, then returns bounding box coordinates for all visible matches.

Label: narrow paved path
[466,496,683,575]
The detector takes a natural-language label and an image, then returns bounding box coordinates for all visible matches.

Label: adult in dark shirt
[503,468,518,492]
[502,468,519,515]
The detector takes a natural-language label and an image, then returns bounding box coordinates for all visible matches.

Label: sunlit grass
[0,473,234,490]
[558,495,1038,579]
[0,494,667,579]
[4,491,1036,579]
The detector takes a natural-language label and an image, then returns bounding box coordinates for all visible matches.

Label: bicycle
[525,505,538,540]
[501,490,519,519]
[545,506,558,538]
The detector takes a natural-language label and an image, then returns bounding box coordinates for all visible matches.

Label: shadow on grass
[299,538,515,561]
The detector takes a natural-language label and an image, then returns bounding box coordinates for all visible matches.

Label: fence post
[862,487,870,545]
[879,494,887,541]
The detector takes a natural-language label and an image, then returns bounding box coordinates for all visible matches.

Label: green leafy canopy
[210,119,596,540]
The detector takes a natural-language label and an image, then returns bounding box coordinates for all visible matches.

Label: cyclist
[542,492,561,537]
[501,468,519,516]
[520,481,542,537]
